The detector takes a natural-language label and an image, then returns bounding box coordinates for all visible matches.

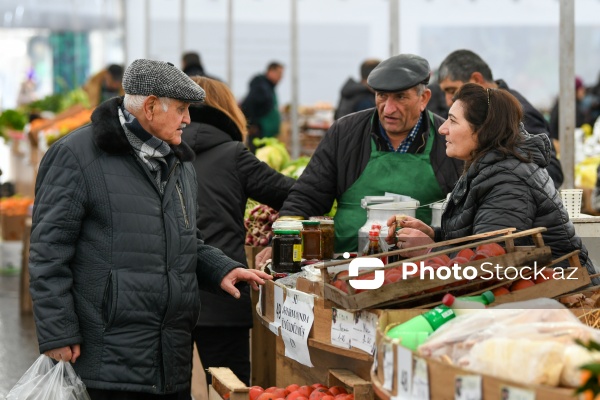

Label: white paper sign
[500,386,535,400]
[351,310,378,355]
[411,357,429,399]
[455,375,481,400]
[273,284,284,327]
[393,345,413,399]
[280,288,314,367]
[383,342,394,391]
[331,308,354,349]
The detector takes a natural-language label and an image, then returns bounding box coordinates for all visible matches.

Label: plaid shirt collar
[378,113,423,153]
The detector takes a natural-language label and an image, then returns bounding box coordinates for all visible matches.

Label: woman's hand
[394,227,434,258]
[386,215,435,243]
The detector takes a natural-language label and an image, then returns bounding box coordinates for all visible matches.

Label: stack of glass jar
[270,217,336,274]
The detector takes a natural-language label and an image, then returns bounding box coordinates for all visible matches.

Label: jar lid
[302,220,320,226]
[319,220,334,225]
[272,220,303,231]
[274,230,301,235]
[277,216,305,221]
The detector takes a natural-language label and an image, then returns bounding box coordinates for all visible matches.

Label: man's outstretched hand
[221,268,272,298]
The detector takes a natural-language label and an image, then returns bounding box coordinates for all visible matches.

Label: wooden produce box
[372,310,579,400]
[321,227,590,310]
[1,214,26,241]
[209,367,249,400]
[209,366,373,400]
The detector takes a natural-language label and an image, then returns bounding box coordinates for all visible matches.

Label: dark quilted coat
[182,105,294,327]
[29,97,242,394]
[440,131,596,278]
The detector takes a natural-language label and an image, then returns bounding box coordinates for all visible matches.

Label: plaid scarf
[118,106,173,193]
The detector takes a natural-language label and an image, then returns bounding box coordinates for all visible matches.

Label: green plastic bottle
[385,305,456,351]
[442,291,495,308]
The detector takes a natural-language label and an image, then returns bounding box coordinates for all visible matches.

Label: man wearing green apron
[256,54,464,265]
[241,62,284,153]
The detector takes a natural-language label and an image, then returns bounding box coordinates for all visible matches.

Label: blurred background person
[241,61,284,153]
[182,76,294,387]
[549,77,589,144]
[438,49,564,189]
[181,51,222,81]
[426,69,449,119]
[82,63,124,107]
[334,58,380,120]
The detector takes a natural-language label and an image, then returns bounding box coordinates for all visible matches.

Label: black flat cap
[123,59,206,103]
[367,54,430,92]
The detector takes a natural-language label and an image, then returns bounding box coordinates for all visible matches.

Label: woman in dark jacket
[387,83,596,282]
[181,76,294,386]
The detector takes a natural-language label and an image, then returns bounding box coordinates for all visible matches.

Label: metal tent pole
[559,0,575,189]
[290,0,300,159]
[389,0,399,56]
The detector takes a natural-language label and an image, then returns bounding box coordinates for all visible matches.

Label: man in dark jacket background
[334,58,380,120]
[181,51,222,82]
[29,59,270,400]
[241,61,284,152]
[256,54,463,264]
[437,49,564,189]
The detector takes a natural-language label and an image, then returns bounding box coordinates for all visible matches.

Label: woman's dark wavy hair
[453,83,530,171]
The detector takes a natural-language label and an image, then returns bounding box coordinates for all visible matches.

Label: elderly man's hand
[221,268,273,298]
[44,344,80,363]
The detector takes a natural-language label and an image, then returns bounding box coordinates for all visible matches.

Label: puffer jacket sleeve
[29,143,86,353]
[471,172,535,234]
[236,143,294,210]
[279,123,341,217]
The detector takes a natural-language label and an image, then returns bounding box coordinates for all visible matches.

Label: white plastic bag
[7,355,90,400]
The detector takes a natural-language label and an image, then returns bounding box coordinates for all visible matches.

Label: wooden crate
[321,228,589,310]
[208,367,249,400]
[372,309,579,400]
[209,366,373,400]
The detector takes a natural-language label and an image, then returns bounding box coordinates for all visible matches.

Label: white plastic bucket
[430,202,444,228]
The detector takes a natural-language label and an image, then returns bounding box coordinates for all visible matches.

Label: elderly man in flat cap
[256,53,463,262]
[28,59,271,400]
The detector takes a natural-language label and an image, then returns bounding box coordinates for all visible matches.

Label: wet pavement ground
[0,274,39,398]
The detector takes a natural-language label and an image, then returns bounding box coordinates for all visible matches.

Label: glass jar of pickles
[319,220,335,259]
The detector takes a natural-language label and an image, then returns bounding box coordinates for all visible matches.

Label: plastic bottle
[363,229,381,256]
[442,291,495,316]
[385,305,456,351]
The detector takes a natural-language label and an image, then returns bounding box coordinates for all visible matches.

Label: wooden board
[208,367,249,400]
[251,289,276,388]
[275,334,372,389]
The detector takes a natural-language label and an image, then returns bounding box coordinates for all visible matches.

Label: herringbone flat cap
[123,59,206,103]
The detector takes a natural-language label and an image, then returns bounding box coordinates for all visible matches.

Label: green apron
[259,93,281,137]
[334,112,445,252]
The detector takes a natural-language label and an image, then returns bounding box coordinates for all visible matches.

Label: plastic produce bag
[417,298,600,387]
[7,355,90,400]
